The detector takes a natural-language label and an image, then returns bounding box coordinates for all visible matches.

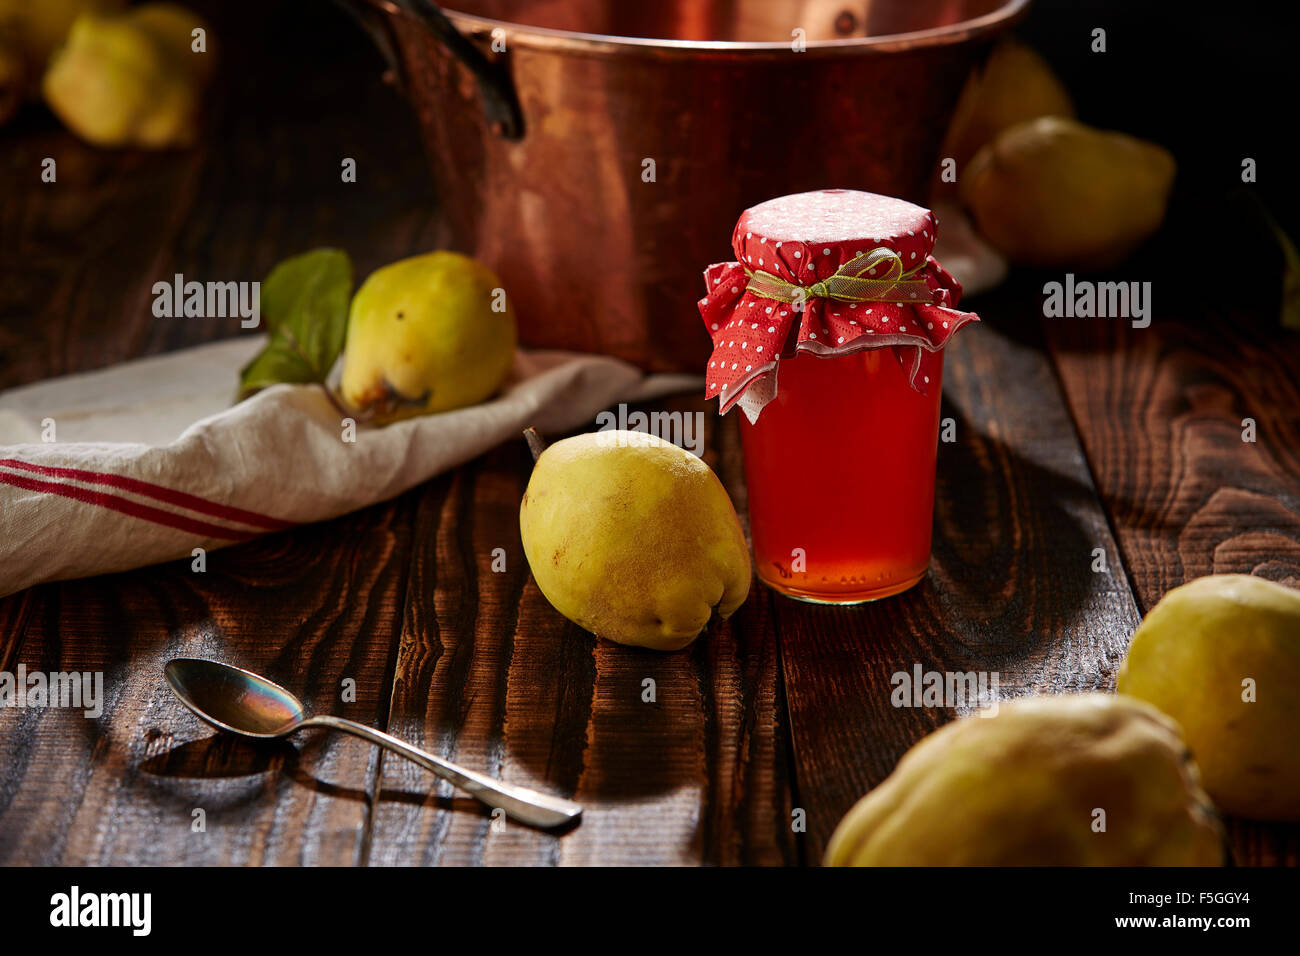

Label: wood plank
[0,0,442,866]
[0,497,414,865]
[774,304,1144,864]
[367,398,797,865]
[1044,283,1300,604]
[1043,251,1300,866]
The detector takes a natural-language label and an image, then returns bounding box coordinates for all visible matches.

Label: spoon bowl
[165,658,305,738]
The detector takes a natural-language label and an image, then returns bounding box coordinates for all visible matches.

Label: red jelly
[698,189,977,604]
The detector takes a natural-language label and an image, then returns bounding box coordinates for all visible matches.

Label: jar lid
[698,189,978,421]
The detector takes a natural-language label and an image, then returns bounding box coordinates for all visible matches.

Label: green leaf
[237,341,320,393]
[1270,221,1300,332]
[238,248,353,400]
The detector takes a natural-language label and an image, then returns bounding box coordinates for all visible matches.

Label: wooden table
[2,2,1297,867]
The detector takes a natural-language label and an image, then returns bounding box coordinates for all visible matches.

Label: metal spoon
[163,658,581,829]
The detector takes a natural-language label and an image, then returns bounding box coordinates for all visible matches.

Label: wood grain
[1043,259,1300,866]
[773,311,1144,863]
[1044,284,1300,603]
[0,498,414,865]
[0,0,434,865]
[366,402,797,866]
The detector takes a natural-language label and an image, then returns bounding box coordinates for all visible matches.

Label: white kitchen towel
[0,336,702,599]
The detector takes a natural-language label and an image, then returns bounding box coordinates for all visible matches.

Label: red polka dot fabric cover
[698,189,979,422]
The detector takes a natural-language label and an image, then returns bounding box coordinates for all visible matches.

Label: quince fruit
[42,3,211,148]
[825,694,1223,866]
[0,0,125,120]
[936,37,1074,191]
[961,116,1176,269]
[1119,574,1300,821]
[0,0,126,70]
[340,251,517,421]
[520,430,750,651]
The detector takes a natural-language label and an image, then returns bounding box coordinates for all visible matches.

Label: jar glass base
[755,567,927,605]
[739,349,943,611]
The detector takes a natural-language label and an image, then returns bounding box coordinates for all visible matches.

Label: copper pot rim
[373,0,1032,58]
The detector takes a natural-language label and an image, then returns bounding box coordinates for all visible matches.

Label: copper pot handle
[335,0,524,140]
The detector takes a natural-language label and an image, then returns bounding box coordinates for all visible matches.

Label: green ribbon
[744,247,934,306]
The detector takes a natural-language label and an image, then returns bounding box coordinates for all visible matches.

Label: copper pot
[345,0,1029,371]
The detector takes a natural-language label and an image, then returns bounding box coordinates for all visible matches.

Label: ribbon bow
[744,247,936,306]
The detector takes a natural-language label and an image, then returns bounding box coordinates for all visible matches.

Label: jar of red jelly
[698,189,978,603]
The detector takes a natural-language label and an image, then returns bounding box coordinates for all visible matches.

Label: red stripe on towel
[0,458,292,531]
[0,470,259,542]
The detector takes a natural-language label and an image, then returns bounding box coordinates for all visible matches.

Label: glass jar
[739,348,944,603]
[698,189,976,604]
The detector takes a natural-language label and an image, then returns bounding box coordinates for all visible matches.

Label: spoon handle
[299,714,582,829]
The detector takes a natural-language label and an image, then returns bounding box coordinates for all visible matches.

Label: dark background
[1020,0,1297,247]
